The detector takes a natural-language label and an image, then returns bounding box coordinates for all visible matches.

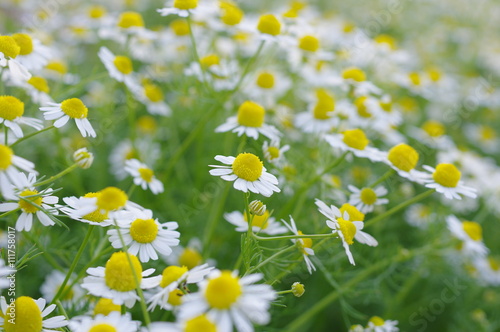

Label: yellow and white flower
[98,47,140,91]
[244,70,291,108]
[68,312,140,332]
[446,215,488,258]
[325,129,386,162]
[0,144,36,196]
[262,139,289,166]
[383,143,430,184]
[40,270,85,305]
[40,98,96,138]
[158,0,200,18]
[0,95,43,138]
[146,315,219,332]
[224,210,288,235]
[423,163,477,200]
[209,153,280,197]
[282,216,316,274]
[10,33,52,71]
[133,81,172,116]
[366,316,399,332]
[348,185,389,213]
[295,89,339,133]
[0,35,31,82]
[124,158,164,195]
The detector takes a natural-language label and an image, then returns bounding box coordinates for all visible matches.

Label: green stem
[246,245,296,275]
[23,232,64,272]
[9,126,55,148]
[231,40,266,94]
[252,233,336,242]
[202,182,231,257]
[186,14,211,93]
[35,163,80,187]
[369,168,395,188]
[365,189,435,227]
[277,290,294,295]
[51,225,95,304]
[0,208,21,219]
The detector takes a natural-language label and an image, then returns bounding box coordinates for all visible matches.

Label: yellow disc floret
[422,120,445,137]
[355,96,372,118]
[220,2,244,25]
[299,35,320,52]
[160,265,188,288]
[168,289,184,306]
[205,271,242,309]
[144,83,163,102]
[432,163,461,188]
[117,11,144,28]
[0,95,24,120]
[369,316,386,326]
[82,193,109,222]
[97,187,128,212]
[28,76,50,93]
[257,14,281,36]
[61,98,88,119]
[170,19,190,36]
[104,252,142,292]
[342,129,369,150]
[232,153,263,182]
[387,143,419,172]
[4,296,43,332]
[184,315,217,332]
[89,324,117,332]
[113,56,133,75]
[88,5,106,19]
[462,221,482,241]
[374,34,396,50]
[93,298,120,316]
[313,89,335,120]
[337,218,356,245]
[360,188,377,205]
[46,61,67,75]
[340,203,365,222]
[342,67,366,82]
[138,167,154,182]
[237,101,265,127]
[0,144,14,170]
[174,0,198,10]
[130,218,159,243]
[267,146,280,159]
[179,248,202,270]
[408,72,421,86]
[243,210,270,229]
[200,54,220,68]
[297,230,312,254]
[12,33,33,56]
[18,190,42,214]
[0,36,21,59]
[256,72,275,89]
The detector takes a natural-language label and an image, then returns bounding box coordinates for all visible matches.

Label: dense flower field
[1,0,500,331]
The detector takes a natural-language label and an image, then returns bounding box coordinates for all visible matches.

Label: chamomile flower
[10,33,52,71]
[146,264,213,311]
[68,312,140,332]
[20,76,54,104]
[325,129,386,162]
[81,252,158,308]
[40,270,85,305]
[256,13,283,42]
[262,139,290,166]
[0,35,31,82]
[92,298,121,317]
[107,208,180,262]
[340,67,381,96]
[0,95,43,138]
[281,216,316,273]
[474,256,500,286]
[133,81,172,116]
[61,192,114,226]
[244,70,291,108]
[98,47,140,91]
[315,199,378,265]
[446,215,488,258]
[215,101,280,140]
[0,144,36,196]
[366,316,399,332]
[165,238,206,270]
[423,164,477,200]
[0,296,68,332]
[179,269,277,332]
[383,143,430,184]
[404,203,435,229]
[224,210,288,235]
[146,315,219,332]
[73,147,94,169]
[0,172,59,232]
[348,185,389,213]
[124,159,164,194]
[209,153,280,197]
[158,0,200,17]
[295,89,339,133]
[409,120,454,150]
[40,98,96,138]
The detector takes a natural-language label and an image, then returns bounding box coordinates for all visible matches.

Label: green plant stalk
[35,163,80,187]
[51,225,95,304]
[9,125,55,148]
[252,232,337,242]
[22,232,64,272]
[0,207,21,219]
[369,168,396,188]
[246,245,296,275]
[365,189,436,227]
[202,182,231,258]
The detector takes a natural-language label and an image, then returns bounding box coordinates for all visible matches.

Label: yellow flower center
[60,98,88,119]
[267,146,280,160]
[4,296,43,332]
[82,192,109,222]
[113,56,133,75]
[342,67,366,82]
[387,143,419,172]
[337,218,356,245]
[256,72,275,89]
[137,116,158,134]
[480,126,495,141]
[12,33,33,56]
[89,5,106,19]
[117,12,144,28]
[342,129,369,150]
[408,72,421,86]
[0,36,21,59]
[205,271,242,309]
[0,95,24,120]
[369,316,386,326]
[200,54,220,68]
[138,167,154,183]
[257,14,281,36]
[374,34,396,50]
[130,218,159,244]
[299,35,320,52]
[143,83,163,102]
[489,257,500,271]
[313,89,335,120]
[243,210,270,229]
[46,61,67,74]
[237,101,265,127]
[283,1,306,18]
[93,298,120,316]
[340,203,365,222]
[174,0,198,10]
[170,19,190,36]
[220,2,244,25]
[28,77,50,93]
[179,248,202,269]
[462,221,482,241]
[184,315,217,332]
[89,324,117,332]
[168,289,184,306]
[104,252,142,292]
[297,230,312,254]
[18,190,43,214]
[422,120,445,137]
[160,265,188,288]
[432,163,461,188]
[355,96,371,118]
[231,153,263,182]
[427,67,441,82]
[343,23,355,33]
[97,187,128,212]
[360,188,377,205]
[380,100,392,112]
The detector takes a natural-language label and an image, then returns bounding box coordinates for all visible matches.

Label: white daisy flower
[224,210,288,235]
[383,143,431,184]
[324,129,386,162]
[61,192,114,227]
[340,67,382,96]
[262,139,289,167]
[124,159,164,195]
[366,316,399,332]
[244,70,291,108]
[109,139,161,180]
[423,164,477,200]
[15,76,54,105]
[68,312,140,332]
[98,46,140,91]
[0,144,36,197]
[185,56,239,91]
[146,314,219,332]
[73,148,94,169]
[0,35,31,82]
[40,98,96,138]
[164,237,207,270]
[408,120,455,150]
[0,296,68,332]
[281,216,317,274]
[107,207,180,262]
[158,0,200,18]
[132,81,172,116]
[81,251,158,308]
[446,215,488,258]
[179,269,277,332]
[474,256,500,286]
[0,95,43,138]
[209,153,280,197]
[315,199,378,265]
[40,270,85,305]
[146,263,213,311]
[215,101,280,140]
[294,89,339,134]
[0,172,59,232]
[348,185,389,213]
[10,33,52,71]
